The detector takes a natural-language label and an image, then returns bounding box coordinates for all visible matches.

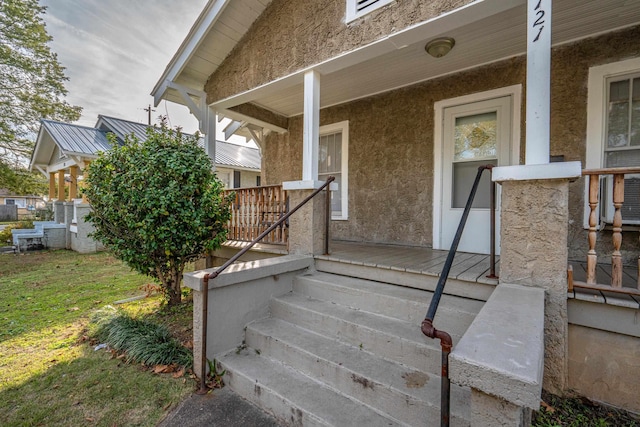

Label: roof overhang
[155,0,640,123]
[151,0,271,107]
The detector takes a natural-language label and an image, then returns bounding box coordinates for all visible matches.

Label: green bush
[91,306,192,368]
[84,126,233,306]
[0,219,35,245]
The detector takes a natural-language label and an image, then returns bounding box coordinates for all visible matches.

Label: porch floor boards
[320,240,499,285]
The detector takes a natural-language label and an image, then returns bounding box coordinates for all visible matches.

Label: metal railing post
[196,176,335,393]
[422,164,493,427]
[324,186,331,255]
[487,166,498,279]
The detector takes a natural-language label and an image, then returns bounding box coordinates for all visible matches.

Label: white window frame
[5,198,26,208]
[433,85,522,248]
[346,0,394,23]
[584,57,640,227]
[319,121,349,220]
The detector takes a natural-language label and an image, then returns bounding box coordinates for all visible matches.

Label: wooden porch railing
[224,185,288,245]
[569,167,640,296]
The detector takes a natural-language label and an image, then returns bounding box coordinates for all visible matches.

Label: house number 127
[532,0,546,43]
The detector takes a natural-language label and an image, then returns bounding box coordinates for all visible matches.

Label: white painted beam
[302,70,320,182]
[224,120,245,140]
[217,108,288,134]
[204,106,217,170]
[169,82,205,123]
[525,0,552,165]
[248,128,263,150]
[34,165,48,177]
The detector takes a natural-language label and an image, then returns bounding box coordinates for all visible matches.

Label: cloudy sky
[41,0,207,134]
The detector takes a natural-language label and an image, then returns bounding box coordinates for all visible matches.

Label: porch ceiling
[211,0,640,118]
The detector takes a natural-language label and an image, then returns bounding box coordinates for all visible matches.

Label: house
[94,115,262,189]
[0,189,45,220]
[27,116,262,253]
[154,0,640,425]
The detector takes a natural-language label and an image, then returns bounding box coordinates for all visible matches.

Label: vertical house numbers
[531,0,549,43]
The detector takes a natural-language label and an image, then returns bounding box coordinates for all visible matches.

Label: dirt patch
[402,371,429,388]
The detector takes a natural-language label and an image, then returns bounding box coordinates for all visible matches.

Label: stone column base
[494,162,581,394]
[286,188,328,256]
[471,389,532,427]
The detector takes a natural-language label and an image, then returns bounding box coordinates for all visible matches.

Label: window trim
[319,121,349,220]
[584,57,640,227]
[346,0,394,23]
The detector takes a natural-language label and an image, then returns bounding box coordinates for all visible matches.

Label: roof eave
[28,120,49,172]
[151,0,232,103]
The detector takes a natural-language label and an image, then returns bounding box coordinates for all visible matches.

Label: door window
[452,112,497,208]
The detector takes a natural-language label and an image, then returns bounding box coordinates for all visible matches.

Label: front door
[437,96,513,254]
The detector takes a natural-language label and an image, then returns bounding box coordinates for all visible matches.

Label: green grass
[0,250,194,427]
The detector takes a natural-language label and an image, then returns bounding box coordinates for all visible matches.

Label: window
[256,176,261,186]
[5,199,26,208]
[346,0,394,23]
[586,58,640,225]
[217,171,231,188]
[319,121,349,220]
[233,171,241,189]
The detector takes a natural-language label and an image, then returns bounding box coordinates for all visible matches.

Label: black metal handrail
[421,164,494,427]
[197,176,335,393]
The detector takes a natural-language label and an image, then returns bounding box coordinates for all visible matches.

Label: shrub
[0,219,35,245]
[84,126,233,306]
[91,306,192,367]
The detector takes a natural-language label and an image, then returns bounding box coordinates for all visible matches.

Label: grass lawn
[0,250,195,427]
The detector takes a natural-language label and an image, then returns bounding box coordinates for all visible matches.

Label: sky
[40,0,211,136]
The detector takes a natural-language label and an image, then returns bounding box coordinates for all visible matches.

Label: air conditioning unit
[600,174,640,225]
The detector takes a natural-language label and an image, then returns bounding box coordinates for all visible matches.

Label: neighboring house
[154,0,640,424]
[0,189,45,213]
[0,189,45,222]
[94,115,261,189]
[27,116,262,253]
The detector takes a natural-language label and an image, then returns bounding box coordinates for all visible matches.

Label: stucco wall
[205,0,474,103]
[569,324,640,414]
[260,27,640,252]
[549,26,640,264]
[263,57,526,246]
[211,11,640,255]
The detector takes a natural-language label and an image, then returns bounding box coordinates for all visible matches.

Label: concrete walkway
[158,387,281,427]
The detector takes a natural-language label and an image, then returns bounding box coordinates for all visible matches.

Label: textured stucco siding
[205,0,474,102]
[569,324,640,414]
[212,13,640,255]
[263,57,527,246]
[273,28,640,252]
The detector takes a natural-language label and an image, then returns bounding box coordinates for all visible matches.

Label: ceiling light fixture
[425,37,455,58]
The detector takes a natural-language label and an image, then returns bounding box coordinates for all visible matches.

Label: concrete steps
[218,269,480,426]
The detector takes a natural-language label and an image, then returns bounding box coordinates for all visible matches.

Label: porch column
[204,106,217,170]
[49,172,56,200]
[64,201,74,249]
[526,0,552,165]
[493,162,581,395]
[82,161,91,203]
[69,165,78,200]
[57,170,65,201]
[302,70,320,182]
[285,188,327,256]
